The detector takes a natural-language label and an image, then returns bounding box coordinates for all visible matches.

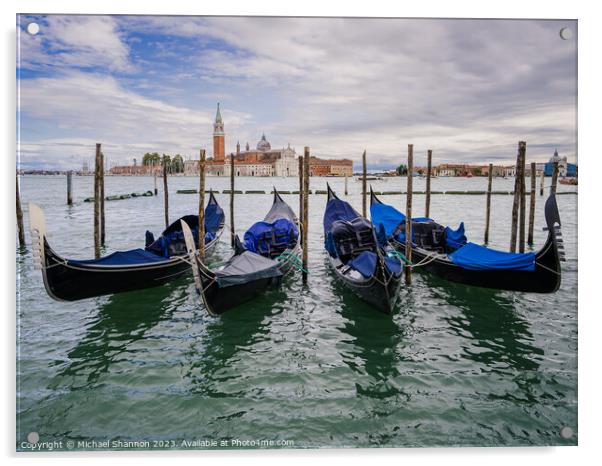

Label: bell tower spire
[213,102,225,161]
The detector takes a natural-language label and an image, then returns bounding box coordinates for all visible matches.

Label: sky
[16,15,577,171]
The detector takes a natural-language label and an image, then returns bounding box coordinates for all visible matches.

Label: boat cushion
[215,251,283,287]
[69,248,168,266]
[347,250,377,278]
[449,242,536,271]
[243,218,298,257]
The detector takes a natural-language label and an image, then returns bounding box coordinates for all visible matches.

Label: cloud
[17,16,578,169]
[17,73,252,169]
[18,15,132,72]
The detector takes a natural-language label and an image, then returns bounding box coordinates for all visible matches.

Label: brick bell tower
[213,103,225,161]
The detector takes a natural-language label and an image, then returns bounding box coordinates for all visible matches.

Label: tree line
[142,152,185,173]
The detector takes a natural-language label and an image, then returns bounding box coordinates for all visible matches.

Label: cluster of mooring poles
[508,141,559,253]
[16,140,563,293]
[357,140,561,286]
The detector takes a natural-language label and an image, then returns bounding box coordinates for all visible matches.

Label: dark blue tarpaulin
[370,203,431,238]
[347,250,377,278]
[449,242,536,271]
[244,218,298,254]
[205,203,224,234]
[324,198,360,235]
[445,223,467,250]
[70,248,169,266]
[384,256,403,276]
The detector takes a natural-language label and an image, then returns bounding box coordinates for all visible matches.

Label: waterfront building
[544,149,577,177]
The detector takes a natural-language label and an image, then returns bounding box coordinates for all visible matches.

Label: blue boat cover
[69,248,169,266]
[370,203,432,237]
[445,223,467,250]
[243,218,298,255]
[324,198,360,235]
[449,242,536,271]
[347,251,377,278]
[205,203,225,233]
[384,256,403,276]
[347,251,403,278]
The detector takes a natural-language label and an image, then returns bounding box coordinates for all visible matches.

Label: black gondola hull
[328,256,401,314]
[324,184,403,314]
[370,188,562,294]
[400,234,561,293]
[42,238,219,301]
[199,245,301,316]
[194,190,302,316]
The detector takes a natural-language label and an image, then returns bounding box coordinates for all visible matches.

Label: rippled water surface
[16,175,578,449]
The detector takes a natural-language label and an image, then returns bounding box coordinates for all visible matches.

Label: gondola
[182,189,302,316]
[370,188,563,293]
[28,191,225,301]
[323,184,403,314]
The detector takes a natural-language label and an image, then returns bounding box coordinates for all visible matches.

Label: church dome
[549,149,561,163]
[257,133,271,152]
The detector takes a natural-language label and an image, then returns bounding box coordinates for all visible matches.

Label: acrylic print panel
[16,14,577,451]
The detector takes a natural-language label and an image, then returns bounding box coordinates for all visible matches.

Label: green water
[16,175,577,450]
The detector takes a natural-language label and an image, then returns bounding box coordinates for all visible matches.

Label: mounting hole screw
[560,426,574,439]
[27,432,39,443]
[26,22,40,35]
[559,27,573,40]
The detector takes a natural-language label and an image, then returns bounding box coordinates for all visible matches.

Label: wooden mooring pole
[163,155,169,229]
[425,149,432,218]
[551,161,559,195]
[518,142,527,253]
[94,143,101,258]
[16,171,25,248]
[229,154,235,246]
[302,147,310,284]
[67,171,73,206]
[100,152,105,246]
[405,144,413,285]
[344,174,348,196]
[198,149,206,260]
[362,149,367,217]
[484,163,493,244]
[154,171,158,195]
[298,156,304,244]
[509,142,523,253]
[528,162,536,246]
[540,169,545,196]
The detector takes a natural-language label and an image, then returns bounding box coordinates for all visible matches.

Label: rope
[276,250,309,274]
[536,262,562,275]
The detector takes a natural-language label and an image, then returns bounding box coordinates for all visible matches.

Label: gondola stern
[272,186,285,204]
[370,187,383,206]
[326,183,338,201]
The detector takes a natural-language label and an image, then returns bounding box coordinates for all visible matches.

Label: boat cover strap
[69,248,168,266]
[449,242,536,271]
